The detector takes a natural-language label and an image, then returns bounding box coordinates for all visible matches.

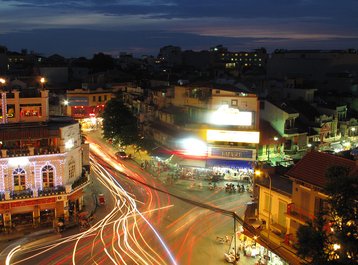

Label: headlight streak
[5,245,21,265]
[11,148,176,265]
[92,160,171,265]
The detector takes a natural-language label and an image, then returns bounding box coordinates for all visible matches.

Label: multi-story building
[65,86,113,130]
[260,99,307,156]
[210,45,268,70]
[142,83,261,176]
[284,151,357,246]
[0,82,89,231]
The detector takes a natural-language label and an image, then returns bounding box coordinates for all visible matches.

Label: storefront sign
[68,97,89,106]
[211,148,254,159]
[207,130,260,144]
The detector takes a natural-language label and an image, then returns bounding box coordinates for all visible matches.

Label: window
[13,168,26,191]
[104,95,107,101]
[98,96,102,102]
[278,200,287,227]
[42,165,54,188]
[69,161,75,179]
[93,96,96,102]
[264,193,272,212]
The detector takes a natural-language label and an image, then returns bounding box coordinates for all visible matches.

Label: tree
[102,99,138,147]
[296,213,330,264]
[296,166,358,265]
[325,166,358,264]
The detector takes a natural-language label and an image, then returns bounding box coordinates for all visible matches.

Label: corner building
[0,86,89,231]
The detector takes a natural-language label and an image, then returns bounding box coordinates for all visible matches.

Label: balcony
[38,185,66,197]
[284,128,298,135]
[286,203,315,224]
[72,173,89,190]
[10,189,34,200]
[0,146,61,158]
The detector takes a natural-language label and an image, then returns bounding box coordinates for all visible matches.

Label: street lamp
[40,77,46,90]
[254,169,272,245]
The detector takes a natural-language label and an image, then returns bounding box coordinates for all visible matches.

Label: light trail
[9,143,177,265]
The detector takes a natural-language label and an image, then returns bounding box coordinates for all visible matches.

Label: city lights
[179,138,207,157]
[207,105,253,126]
[207,129,260,143]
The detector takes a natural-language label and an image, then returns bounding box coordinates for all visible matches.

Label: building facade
[0,85,89,231]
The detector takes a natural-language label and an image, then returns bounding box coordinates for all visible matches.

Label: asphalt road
[8,132,254,265]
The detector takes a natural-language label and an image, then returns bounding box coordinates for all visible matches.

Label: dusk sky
[0,0,357,58]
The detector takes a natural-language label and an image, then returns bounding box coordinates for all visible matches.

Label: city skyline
[0,0,357,58]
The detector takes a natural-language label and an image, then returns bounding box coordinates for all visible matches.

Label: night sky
[0,0,357,58]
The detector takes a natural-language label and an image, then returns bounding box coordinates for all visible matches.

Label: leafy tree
[296,166,358,265]
[102,99,138,147]
[296,213,330,264]
[325,166,358,264]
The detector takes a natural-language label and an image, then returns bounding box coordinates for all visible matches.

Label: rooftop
[285,151,357,188]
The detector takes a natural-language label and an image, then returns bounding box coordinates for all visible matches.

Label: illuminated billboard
[206,129,260,144]
[207,105,253,126]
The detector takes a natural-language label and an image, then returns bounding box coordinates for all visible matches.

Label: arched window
[13,168,26,191]
[42,165,54,188]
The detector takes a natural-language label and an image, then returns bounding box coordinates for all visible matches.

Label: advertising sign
[207,129,260,144]
[208,105,253,126]
[68,97,89,106]
[210,147,254,159]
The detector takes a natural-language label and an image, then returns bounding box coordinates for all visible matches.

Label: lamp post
[40,77,46,90]
[254,169,272,246]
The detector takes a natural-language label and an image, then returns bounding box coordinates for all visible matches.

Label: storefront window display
[11,212,33,227]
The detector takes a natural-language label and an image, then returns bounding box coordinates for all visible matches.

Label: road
[8,132,253,265]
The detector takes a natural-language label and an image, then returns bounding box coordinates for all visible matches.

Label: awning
[206,159,253,168]
[150,146,173,159]
[170,155,206,168]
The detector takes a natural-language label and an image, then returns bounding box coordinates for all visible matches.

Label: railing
[284,128,298,134]
[72,174,89,190]
[286,203,315,223]
[38,185,66,197]
[10,189,34,199]
[0,147,61,158]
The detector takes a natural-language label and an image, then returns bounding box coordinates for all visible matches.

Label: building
[65,87,114,130]
[0,83,89,231]
[140,83,260,178]
[284,151,357,246]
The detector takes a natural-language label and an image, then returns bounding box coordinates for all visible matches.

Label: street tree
[102,99,138,147]
[296,166,358,265]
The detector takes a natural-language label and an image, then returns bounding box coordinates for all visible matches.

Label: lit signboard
[68,97,89,106]
[208,105,253,126]
[210,147,254,159]
[207,129,260,144]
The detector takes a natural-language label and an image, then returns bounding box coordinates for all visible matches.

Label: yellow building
[145,83,260,175]
[65,87,113,130]
[284,151,357,245]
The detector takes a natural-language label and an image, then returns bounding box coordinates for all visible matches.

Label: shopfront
[11,212,33,227]
[233,226,288,265]
[40,208,55,226]
[206,159,254,181]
